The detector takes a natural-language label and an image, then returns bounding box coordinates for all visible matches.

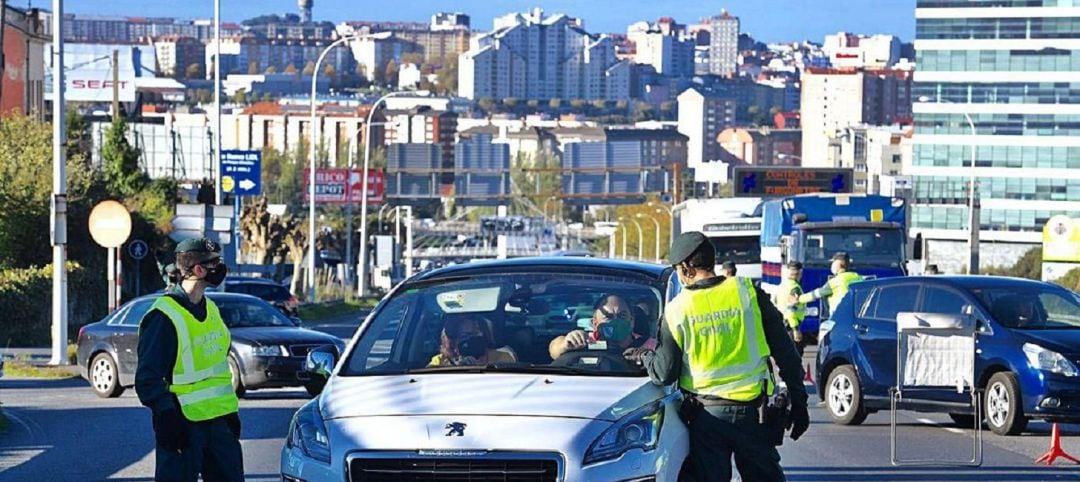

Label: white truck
[672,198,764,280]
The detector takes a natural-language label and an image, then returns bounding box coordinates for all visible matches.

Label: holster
[678,395,705,426]
[762,387,792,447]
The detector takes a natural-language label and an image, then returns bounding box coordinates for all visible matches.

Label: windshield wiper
[405,364,504,374]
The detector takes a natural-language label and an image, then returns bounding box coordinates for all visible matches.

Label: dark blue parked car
[817,276,1080,435]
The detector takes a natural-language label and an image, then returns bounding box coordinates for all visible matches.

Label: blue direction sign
[220,150,262,195]
[127,239,148,260]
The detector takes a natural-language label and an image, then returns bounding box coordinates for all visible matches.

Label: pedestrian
[720,260,737,279]
[798,252,864,317]
[640,232,810,482]
[777,261,806,356]
[135,238,244,482]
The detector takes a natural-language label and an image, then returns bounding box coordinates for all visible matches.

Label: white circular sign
[88,200,132,248]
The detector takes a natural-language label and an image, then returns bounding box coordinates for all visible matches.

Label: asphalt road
[2,334,1079,481]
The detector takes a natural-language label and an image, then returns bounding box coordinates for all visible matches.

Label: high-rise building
[431,12,470,31]
[911,1,1080,268]
[339,21,468,66]
[800,67,912,167]
[42,13,243,43]
[834,124,911,194]
[298,0,313,24]
[385,107,458,185]
[716,128,802,167]
[677,87,737,169]
[627,18,695,78]
[823,32,901,69]
[205,36,356,78]
[458,8,630,101]
[154,36,205,78]
[706,12,738,77]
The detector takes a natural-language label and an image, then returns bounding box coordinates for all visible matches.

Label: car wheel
[948,413,977,428]
[229,356,247,398]
[304,379,326,397]
[90,353,124,398]
[825,365,867,425]
[985,372,1027,436]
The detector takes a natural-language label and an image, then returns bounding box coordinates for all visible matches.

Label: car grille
[288,344,319,358]
[348,454,561,482]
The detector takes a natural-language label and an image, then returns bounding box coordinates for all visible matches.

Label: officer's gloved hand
[789,399,810,441]
[224,412,242,438]
[155,408,189,452]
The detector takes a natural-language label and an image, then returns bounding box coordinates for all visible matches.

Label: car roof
[132,291,267,303]
[852,275,1059,292]
[410,257,670,283]
[225,277,282,285]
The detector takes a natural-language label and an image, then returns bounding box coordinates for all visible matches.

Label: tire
[304,379,326,397]
[985,372,1027,436]
[90,353,124,398]
[825,365,867,425]
[948,413,977,428]
[229,356,247,398]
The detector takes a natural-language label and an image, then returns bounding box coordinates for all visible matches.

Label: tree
[384,60,400,85]
[302,61,317,76]
[477,98,497,113]
[232,88,247,105]
[401,52,424,66]
[633,102,656,122]
[615,99,629,110]
[504,97,519,109]
[591,99,608,111]
[323,63,336,78]
[284,63,298,74]
[264,65,278,74]
[527,99,540,109]
[984,247,1042,280]
[185,63,203,80]
[101,118,147,197]
[548,98,562,110]
[434,54,458,94]
[570,99,587,110]
[247,62,260,75]
[283,217,308,297]
[1053,266,1080,292]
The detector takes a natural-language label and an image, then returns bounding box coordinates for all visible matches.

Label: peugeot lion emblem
[445,422,467,437]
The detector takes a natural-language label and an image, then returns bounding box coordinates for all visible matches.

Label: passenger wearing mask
[429,316,517,367]
[548,294,657,360]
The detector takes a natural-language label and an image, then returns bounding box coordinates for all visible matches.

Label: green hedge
[0,262,106,347]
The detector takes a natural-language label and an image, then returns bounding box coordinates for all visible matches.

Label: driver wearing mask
[548,294,657,360]
[429,315,517,367]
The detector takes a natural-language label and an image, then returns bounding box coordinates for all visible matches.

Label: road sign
[168,204,233,243]
[220,150,262,196]
[304,168,384,204]
[127,239,148,260]
[88,200,132,248]
[732,167,854,197]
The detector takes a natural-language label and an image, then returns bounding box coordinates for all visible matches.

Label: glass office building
[911,1,1080,251]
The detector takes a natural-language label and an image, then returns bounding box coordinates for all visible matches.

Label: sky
[33,0,916,43]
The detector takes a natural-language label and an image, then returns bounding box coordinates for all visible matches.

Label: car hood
[1012,329,1080,355]
[320,373,664,422]
[229,326,339,346]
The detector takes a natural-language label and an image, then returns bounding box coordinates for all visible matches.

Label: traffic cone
[803,362,814,384]
[1035,423,1079,465]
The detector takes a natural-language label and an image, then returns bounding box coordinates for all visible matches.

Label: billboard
[732,166,854,197]
[1042,215,1080,263]
[45,44,156,103]
[303,168,385,204]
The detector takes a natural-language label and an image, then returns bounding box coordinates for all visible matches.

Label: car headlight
[288,399,331,464]
[1023,343,1079,377]
[583,401,664,465]
[253,344,287,357]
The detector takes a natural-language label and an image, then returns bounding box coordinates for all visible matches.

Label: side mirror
[792,213,808,224]
[290,316,303,327]
[305,345,338,379]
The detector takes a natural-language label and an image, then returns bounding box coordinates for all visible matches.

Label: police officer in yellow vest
[777,261,806,356]
[798,252,864,318]
[642,232,810,482]
[136,238,243,482]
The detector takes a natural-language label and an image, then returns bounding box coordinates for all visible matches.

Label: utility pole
[49,0,69,366]
[111,49,119,122]
[213,0,222,205]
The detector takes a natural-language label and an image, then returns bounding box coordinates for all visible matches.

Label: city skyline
[34,0,916,43]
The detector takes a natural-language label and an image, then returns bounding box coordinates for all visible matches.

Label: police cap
[668,231,714,266]
[175,237,222,268]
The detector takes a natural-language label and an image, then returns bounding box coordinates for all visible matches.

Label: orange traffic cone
[803,363,814,384]
[1035,423,1079,465]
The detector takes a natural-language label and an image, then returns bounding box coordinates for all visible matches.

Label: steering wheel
[551,348,633,371]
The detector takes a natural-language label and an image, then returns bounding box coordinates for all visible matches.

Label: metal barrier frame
[890,312,983,466]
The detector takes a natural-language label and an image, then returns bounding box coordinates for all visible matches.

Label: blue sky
[37,0,916,43]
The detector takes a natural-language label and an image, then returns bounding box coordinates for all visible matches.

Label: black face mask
[204,263,228,287]
[457,334,487,358]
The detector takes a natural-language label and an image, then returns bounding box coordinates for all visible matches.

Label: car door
[917,284,981,405]
[114,299,154,379]
[856,283,921,397]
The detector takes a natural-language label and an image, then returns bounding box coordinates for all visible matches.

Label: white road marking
[917,417,966,434]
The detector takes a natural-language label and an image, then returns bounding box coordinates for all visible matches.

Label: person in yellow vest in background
[641,232,810,482]
[798,252,864,318]
[136,238,243,482]
[777,261,806,356]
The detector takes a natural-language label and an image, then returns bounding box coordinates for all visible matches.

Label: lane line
[917,416,966,434]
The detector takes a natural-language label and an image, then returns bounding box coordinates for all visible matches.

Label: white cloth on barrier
[896,312,975,391]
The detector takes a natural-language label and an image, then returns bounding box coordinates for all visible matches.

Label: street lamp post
[919,96,979,274]
[358,90,428,298]
[621,217,644,261]
[308,35,355,302]
[648,201,674,257]
[638,213,661,263]
[620,224,627,259]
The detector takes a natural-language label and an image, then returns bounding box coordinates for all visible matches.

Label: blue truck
[759,193,908,337]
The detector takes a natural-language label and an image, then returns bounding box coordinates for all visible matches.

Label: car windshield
[215,298,297,328]
[802,229,903,267]
[228,282,292,301]
[972,286,1080,330]
[340,272,663,377]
